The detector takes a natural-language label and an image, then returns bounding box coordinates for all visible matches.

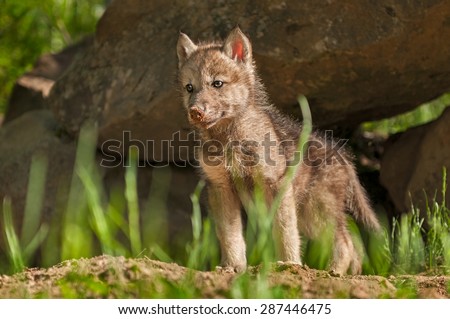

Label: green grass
[2,153,49,272]
[54,263,302,298]
[362,93,450,135]
[0,0,105,114]
[389,168,449,275]
[1,96,449,298]
[393,278,418,298]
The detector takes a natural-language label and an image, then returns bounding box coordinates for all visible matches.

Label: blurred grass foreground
[0,1,449,280]
[1,93,449,277]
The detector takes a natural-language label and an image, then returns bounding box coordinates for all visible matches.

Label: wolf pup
[176,27,380,274]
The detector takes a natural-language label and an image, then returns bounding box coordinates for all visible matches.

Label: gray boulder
[380,107,450,214]
[47,0,450,161]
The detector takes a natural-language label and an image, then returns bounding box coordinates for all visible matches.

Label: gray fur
[177,27,380,274]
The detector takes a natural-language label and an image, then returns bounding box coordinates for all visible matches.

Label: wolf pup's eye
[185,84,194,93]
[212,80,223,88]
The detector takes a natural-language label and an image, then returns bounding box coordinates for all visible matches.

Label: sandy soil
[0,255,448,298]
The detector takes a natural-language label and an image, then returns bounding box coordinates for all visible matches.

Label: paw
[215,262,247,273]
[329,268,344,277]
[215,266,236,274]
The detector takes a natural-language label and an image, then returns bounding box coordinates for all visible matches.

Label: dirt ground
[0,255,448,298]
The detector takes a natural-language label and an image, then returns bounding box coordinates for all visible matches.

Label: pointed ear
[223,27,252,64]
[177,32,198,68]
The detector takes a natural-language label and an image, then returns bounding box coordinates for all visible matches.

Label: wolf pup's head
[177,27,256,130]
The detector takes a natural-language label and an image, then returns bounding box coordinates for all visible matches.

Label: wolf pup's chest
[199,139,261,185]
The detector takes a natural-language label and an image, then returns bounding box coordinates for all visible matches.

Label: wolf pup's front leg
[208,184,247,272]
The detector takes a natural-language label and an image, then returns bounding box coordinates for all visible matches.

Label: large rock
[0,110,77,229]
[48,0,450,162]
[380,107,450,214]
[3,38,92,124]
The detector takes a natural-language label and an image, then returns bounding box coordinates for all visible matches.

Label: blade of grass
[185,179,220,270]
[142,166,171,254]
[270,94,312,217]
[61,121,97,260]
[22,224,49,262]
[77,165,117,255]
[150,244,173,263]
[106,186,129,238]
[2,197,25,272]
[21,153,48,246]
[125,149,142,257]
[186,180,204,269]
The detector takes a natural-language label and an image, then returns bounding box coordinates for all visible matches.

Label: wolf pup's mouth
[189,109,226,129]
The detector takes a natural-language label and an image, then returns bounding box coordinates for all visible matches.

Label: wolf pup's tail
[346,166,381,232]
